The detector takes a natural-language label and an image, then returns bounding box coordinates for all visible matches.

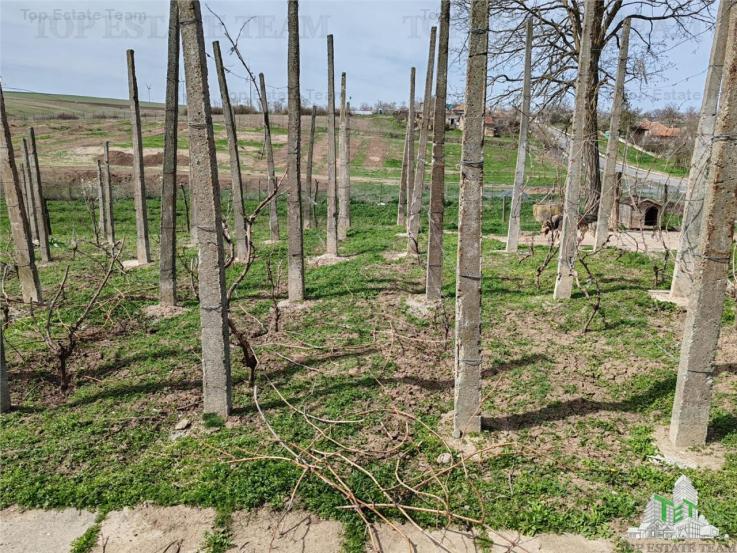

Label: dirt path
[487,230,681,253]
[92,505,215,553]
[0,505,618,552]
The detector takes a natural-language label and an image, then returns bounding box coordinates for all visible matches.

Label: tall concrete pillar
[506,18,533,253]
[20,142,39,243]
[397,67,416,227]
[337,72,350,240]
[18,162,31,240]
[325,34,339,256]
[259,73,280,242]
[426,0,450,300]
[553,0,598,300]
[304,105,317,229]
[670,0,731,301]
[179,0,232,416]
[27,128,51,262]
[96,160,108,242]
[669,5,737,448]
[213,40,248,261]
[160,0,180,306]
[0,84,42,304]
[103,141,115,244]
[127,49,152,265]
[454,0,488,436]
[286,0,305,302]
[407,26,437,255]
[595,18,631,250]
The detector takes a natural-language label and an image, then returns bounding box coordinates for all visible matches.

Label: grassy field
[4,91,164,119]
[598,135,688,178]
[8,112,565,198]
[1,181,735,552]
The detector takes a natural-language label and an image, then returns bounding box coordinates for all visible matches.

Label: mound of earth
[99,150,189,167]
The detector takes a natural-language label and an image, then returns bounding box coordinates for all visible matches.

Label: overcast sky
[0,0,718,112]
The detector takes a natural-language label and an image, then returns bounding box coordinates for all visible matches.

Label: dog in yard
[542,213,597,238]
[542,214,563,236]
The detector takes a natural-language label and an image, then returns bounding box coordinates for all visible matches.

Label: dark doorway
[644,206,659,226]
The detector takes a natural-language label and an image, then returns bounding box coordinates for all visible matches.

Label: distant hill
[4,91,165,119]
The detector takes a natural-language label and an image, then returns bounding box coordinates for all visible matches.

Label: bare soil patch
[382,251,408,261]
[92,505,215,553]
[228,508,343,553]
[0,506,96,553]
[363,133,389,168]
[308,253,351,267]
[487,230,681,253]
[368,523,614,552]
[99,150,190,167]
[141,304,187,321]
[652,426,727,470]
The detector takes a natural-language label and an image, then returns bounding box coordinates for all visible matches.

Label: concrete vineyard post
[426,1,450,300]
[453,0,488,436]
[179,0,232,416]
[160,0,180,306]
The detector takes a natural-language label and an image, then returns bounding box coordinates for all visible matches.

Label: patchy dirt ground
[14,113,400,199]
[0,507,96,553]
[228,508,344,552]
[93,505,215,553]
[488,229,681,253]
[0,505,617,553]
[369,524,614,552]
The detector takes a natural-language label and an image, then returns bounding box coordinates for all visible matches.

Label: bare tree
[453,0,488,437]
[127,49,151,265]
[553,0,598,301]
[505,18,532,254]
[179,0,232,417]
[669,4,737,448]
[426,1,450,301]
[0,84,42,304]
[455,0,715,214]
[670,0,730,301]
[397,67,416,228]
[304,105,318,229]
[326,34,339,256]
[160,0,180,307]
[594,18,631,250]
[259,73,280,242]
[286,0,305,302]
[27,128,51,263]
[407,26,437,256]
[338,72,351,240]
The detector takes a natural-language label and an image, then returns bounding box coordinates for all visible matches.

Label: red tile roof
[636,119,681,138]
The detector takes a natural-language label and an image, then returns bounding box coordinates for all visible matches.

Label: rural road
[541,125,688,193]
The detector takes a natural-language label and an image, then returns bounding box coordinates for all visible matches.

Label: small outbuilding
[618,197,663,229]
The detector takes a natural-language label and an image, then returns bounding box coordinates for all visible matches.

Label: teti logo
[627,475,721,541]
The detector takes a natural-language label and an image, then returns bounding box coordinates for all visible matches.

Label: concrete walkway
[0,505,616,553]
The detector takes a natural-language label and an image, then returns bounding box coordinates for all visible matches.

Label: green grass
[599,136,688,178]
[5,91,164,118]
[0,185,735,552]
[350,135,563,186]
